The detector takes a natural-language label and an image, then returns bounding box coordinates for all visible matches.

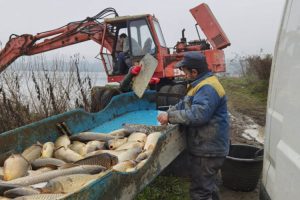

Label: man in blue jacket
[158,52,229,200]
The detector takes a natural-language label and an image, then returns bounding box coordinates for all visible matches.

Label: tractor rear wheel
[168,84,186,106]
[90,87,120,112]
[157,85,172,109]
[90,87,107,113]
[100,88,121,110]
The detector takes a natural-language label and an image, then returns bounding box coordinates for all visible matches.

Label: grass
[135,176,190,200]
[220,77,268,126]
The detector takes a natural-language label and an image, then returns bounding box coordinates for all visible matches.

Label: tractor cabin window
[129,19,156,57]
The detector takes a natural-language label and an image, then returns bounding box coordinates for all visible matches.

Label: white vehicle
[260,0,300,199]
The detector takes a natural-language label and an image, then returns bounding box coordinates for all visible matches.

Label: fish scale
[13,193,65,200]
[74,153,118,169]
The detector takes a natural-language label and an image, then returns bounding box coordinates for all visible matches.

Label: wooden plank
[132,54,158,98]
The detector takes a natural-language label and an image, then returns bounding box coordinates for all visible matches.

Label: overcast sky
[0,0,285,60]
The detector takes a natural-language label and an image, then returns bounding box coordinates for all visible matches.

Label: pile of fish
[0,124,165,199]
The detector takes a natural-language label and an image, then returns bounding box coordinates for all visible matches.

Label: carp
[54,135,70,149]
[117,147,142,163]
[42,174,98,193]
[112,161,136,172]
[127,132,147,143]
[70,132,123,142]
[41,142,54,158]
[13,193,65,200]
[21,143,42,163]
[7,165,105,186]
[144,132,162,151]
[84,149,126,158]
[80,141,105,155]
[54,147,83,163]
[3,154,30,181]
[116,141,145,151]
[31,158,66,170]
[68,141,85,155]
[108,128,131,137]
[4,187,40,198]
[75,153,118,169]
[107,138,128,150]
[135,150,153,163]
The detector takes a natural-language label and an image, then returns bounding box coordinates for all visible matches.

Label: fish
[28,167,54,176]
[41,142,54,158]
[4,187,40,198]
[42,174,98,194]
[112,161,136,172]
[30,182,48,189]
[74,153,118,169]
[21,144,42,163]
[117,147,142,163]
[0,150,17,166]
[0,168,3,180]
[68,141,85,155]
[80,141,105,155]
[31,158,66,170]
[70,132,123,142]
[0,182,21,195]
[108,128,131,137]
[107,138,128,150]
[84,149,126,158]
[126,159,148,173]
[6,165,105,186]
[123,124,167,134]
[13,193,65,200]
[127,132,147,143]
[136,159,148,170]
[54,147,83,163]
[144,132,162,151]
[125,167,136,173]
[0,196,11,200]
[54,135,70,148]
[135,150,153,163]
[3,154,30,181]
[115,141,145,151]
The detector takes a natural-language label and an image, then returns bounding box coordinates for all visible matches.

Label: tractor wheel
[90,87,107,113]
[99,88,121,110]
[157,85,172,108]
[168,84,186,105]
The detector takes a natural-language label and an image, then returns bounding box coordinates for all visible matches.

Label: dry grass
[0,55,92,133]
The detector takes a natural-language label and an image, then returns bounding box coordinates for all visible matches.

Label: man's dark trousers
[189,154,225,200]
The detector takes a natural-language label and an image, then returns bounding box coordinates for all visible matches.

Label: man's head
[120,33,127,39]
[175,52,209,81]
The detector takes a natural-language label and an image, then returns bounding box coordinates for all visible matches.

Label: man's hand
[157,112,169,125]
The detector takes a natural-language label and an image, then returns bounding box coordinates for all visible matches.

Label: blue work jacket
[167,72,229,157]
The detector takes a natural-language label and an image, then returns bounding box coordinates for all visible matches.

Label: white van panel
[263,0,300,199]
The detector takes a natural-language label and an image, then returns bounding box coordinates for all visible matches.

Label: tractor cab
[100,15,167,82]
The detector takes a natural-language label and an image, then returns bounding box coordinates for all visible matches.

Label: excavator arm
[0,8,118,73]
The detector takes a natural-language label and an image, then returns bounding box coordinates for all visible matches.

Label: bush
[243,54,272,81]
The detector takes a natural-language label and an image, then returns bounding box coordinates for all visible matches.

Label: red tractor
[0,3,230,111]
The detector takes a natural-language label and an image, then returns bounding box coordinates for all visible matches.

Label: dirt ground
[220,184,259,200]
